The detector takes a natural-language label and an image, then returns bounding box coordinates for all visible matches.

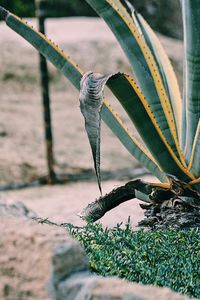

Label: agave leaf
[107,74,193,181]
[80,72,112,193]
[80,71,170,191]
[188,121,200,179]
[182,0,200,161]
[85,0,182,161]
[100,102,166,182]
[0,7,166,184]
[80,71,193,190]
[136,13,183,147]
[79,71,166,192]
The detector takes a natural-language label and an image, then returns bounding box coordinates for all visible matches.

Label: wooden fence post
[35,0,56,184]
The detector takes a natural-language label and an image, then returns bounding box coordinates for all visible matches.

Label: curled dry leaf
[79,71,121,194]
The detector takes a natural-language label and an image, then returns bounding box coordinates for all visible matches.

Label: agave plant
[0,0,199,227]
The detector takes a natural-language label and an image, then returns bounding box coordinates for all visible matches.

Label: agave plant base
[139,201,200,229]
[79,177,200,229]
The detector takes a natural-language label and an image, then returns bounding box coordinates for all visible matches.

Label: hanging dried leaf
[79,71,118,194]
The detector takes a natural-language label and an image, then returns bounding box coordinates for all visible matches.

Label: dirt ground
[1,180,146,228]
[0,17,183,227]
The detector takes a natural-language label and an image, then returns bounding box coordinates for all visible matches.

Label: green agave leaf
[182,0,200,162]
[136,13,183,147]
[0,7,165,184]
[101,103,166,183]
[85,0,182,161]
[80,71,193,188]
[188,121,200,179]
[80,71,167,191]
[107,74,192,181]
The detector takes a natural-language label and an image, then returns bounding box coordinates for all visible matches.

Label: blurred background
[0,0,182,39]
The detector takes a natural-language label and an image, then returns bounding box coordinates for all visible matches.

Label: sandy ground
[1,179,147,228]
[0,17,183,227]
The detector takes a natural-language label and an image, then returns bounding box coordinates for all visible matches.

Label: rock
[57,272,99,300]
[0,201,194,300]
[55,276,191,300]
[52,240,88,285]
[92,278,190,300]
[0,215,87,300]
[0,199,37,218]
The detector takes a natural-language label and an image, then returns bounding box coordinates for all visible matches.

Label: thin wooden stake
[37,13,56,184]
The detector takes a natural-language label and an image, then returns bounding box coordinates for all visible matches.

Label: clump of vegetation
[68,222,200,298]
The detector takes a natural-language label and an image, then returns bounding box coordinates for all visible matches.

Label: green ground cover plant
[68,222,200,298]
